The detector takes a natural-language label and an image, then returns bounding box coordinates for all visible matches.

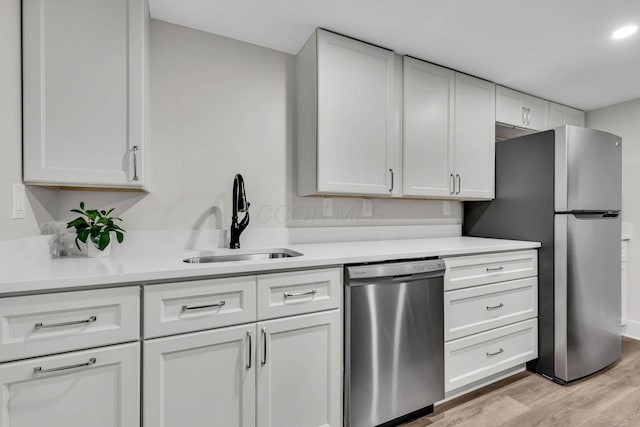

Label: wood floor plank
[405,338,640,427]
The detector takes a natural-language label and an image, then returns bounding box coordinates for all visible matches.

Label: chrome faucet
[230,174,250,249]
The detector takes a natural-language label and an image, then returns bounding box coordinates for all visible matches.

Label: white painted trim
[623,320,640,340]
[437,364,526,405]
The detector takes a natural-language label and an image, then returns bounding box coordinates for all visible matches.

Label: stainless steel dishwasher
[345,259,445,427]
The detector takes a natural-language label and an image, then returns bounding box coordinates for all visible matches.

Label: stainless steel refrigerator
[465,126,622,384]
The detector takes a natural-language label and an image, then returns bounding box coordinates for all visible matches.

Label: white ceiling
[149,0,640,111]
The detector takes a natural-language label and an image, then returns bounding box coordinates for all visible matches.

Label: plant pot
[87,240,112,258]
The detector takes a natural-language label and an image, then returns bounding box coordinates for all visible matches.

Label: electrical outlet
[322,198,333,217]
[362,199,373,217]
[11,183,26,219]
[443,201,451,216]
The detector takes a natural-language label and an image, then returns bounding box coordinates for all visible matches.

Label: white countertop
[0,236,539,295]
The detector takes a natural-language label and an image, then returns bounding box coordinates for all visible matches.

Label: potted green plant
[66,201,126,258]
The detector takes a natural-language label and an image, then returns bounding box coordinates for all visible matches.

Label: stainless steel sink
[183,248,303,264]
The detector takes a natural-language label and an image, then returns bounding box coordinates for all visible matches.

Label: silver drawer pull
[132,146,140,181]
[284,289,317,299]
[261,328,267,366]
[246,331,252,370]
[486,266,504,273]
[33,357,97,375]
[34,315,97,330]
[181,301,226,312]
[486,303,504,311]
[486,348,504,357]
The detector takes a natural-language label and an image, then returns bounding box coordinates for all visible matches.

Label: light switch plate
[322,198,333,217]
[443,201,451,216]
[11,183,26,219]
[362,199,373,217]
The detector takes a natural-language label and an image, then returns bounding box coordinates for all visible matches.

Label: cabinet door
[257,310,341,427]
[316,30,395,195]
[402,57,455,197]
[522,95,550,131]
[453,74,495,200]
[496,86,526,127]
[144,324,255,427]
[23,0,146,188]
[548,102,585,128]
[0,343,139,427]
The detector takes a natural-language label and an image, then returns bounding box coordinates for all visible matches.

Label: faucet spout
[230,174,250,249]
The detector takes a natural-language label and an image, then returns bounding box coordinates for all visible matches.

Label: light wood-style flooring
[406,337,640,427]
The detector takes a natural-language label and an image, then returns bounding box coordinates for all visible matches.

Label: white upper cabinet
[402,58,455,198]
[22,0,148,189]
[402,57,495,200]
[297,29,398,196]
[496,86,549,131]
[548,102,586,128]
[453,74,496,200]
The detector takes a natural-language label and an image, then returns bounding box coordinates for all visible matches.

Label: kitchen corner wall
[0,17,460,242]
[587,98,640,338]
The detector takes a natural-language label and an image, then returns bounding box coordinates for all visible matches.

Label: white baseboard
[623,320,640,340]
[437,364,526,405]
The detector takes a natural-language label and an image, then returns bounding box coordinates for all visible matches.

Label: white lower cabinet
[0,342,140,427]
[142,270,342,427]
[256,310,342,427]
[442,250,539,395]
[144,324,255,427]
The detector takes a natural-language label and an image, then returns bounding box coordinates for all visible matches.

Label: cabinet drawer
[144,276,256,338]
[0,287,139,362]
[444,250,537,290]
[445,318,537,392]
[257,268,342,320]
[445,277,537,340]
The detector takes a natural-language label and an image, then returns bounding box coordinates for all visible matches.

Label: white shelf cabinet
[402,58,455,198]
[0,343,140,427]
[548,102,585,128]
[22,0,148,189]
[496,86,549,131]
[402,57,495,200]
[297,29,399,196]
[256,310,342,427]
[453,73,496,199]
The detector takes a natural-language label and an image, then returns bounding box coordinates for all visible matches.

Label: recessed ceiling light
[611,25,638,40]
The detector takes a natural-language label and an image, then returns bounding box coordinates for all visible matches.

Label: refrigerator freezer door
[555,126,622,212]
[554,213,621,382]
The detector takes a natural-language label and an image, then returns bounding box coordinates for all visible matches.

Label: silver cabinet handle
[34,315,97,330]
[450,174,455,194]
[526,108,531,126]
[261,327,267,366]
[33,357,96,375]
[132,146,140,181]
[388,169,394,193]
[181,301,226,312]
[246,330,252,370]
[486,266,504,273]
[284,289,317,299]
[521,107,527,125]
[486,348,504,357]
[456,174,461,195]
[486,303,504,311]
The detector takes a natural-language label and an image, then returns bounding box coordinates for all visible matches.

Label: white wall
[5,19,460,241]
[587,98,640,338]
[0,0,41,240]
